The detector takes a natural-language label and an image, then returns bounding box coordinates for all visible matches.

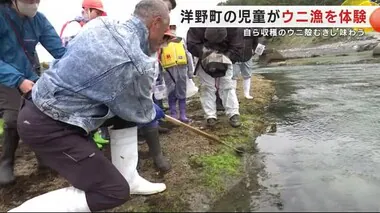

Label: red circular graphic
[369,7,380,32]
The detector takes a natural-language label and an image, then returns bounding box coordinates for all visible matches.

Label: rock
[353,44,361,52]
[258,48,286,64]
[266,123,277,133]
[258,36,269,45]
[271,95,279,102]
[363,44,374,51]
[373,43,380,57]
[354,43,378,52]
[273,61,287,66]
[355,35,376,41]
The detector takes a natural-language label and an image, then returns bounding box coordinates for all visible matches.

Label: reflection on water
[254,63,380,211]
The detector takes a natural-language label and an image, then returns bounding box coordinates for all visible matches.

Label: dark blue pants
[17,98,131,211]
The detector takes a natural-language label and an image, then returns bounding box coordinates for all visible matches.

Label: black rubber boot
[138,128,146,145]
[158,125,170,134]
[207,118,217,127]
[99,127,110,140]
[0,128,19,185]
[229,114,242,128]
[142,126,171,173]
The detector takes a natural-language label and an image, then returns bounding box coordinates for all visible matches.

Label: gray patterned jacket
[32,16,157,133]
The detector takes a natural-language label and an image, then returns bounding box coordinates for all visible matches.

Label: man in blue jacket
[0,0,66,185]
[137,0,177,174]
[9,0,170,211]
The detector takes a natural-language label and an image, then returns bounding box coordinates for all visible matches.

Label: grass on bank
[186,77,274,193]
[0,119,3,137]
[189,152,241,191]
[0,77,275,213]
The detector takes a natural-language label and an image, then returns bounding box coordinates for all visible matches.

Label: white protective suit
[197,63,239,120]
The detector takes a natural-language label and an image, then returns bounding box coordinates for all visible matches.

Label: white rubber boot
[243,78,253,99]
[109,127,166,195]
[8,187,90,212]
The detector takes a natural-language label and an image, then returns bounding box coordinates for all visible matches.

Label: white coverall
[197,64,239,119]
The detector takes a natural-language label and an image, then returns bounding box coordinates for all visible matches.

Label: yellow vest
[160,41,188,68]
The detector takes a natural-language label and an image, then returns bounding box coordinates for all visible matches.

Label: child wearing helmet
[60,0,107,47]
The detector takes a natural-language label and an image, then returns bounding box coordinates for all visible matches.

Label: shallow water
[212,63,380,212]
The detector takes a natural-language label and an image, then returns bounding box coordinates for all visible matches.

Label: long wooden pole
[164,115,244,153]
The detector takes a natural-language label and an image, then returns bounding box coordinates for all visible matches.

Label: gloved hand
[154,103,165,121]
[224,51,236,64]
[224,51,232,60]
[138,104,165,128]
[201,46,213,58]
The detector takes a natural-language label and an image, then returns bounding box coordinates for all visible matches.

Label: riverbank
[266,50,380,67]
[0,75,275,212]
[267,32,379,51]
[262,33,380,67]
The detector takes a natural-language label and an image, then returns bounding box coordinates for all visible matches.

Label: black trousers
[17,97,132,211]
[0,85,21,171]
